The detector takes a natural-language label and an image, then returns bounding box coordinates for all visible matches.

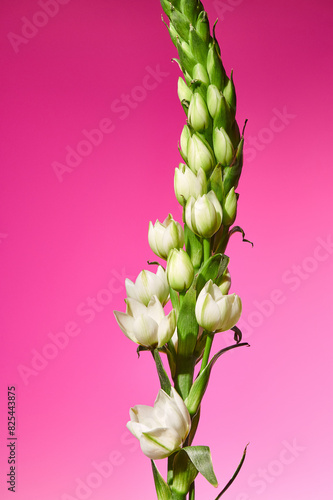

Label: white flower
[174,164,207,205]
[167,249,194,292]
[195,280,242,332]
[185,191,222,238]
[188,93,210,132]
[114,296,176,348]
[127,387,191,460]
[125,267,169,306]
[207,84,222,119]
[148,214,184,260]
[218,268,231,295]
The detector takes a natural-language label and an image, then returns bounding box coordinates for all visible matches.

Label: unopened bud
[185,191,222,238]
[192,63,210,85]
[180,124,190,160]
[178,77,193,104]
[188,93,210,132]
[187,133,215,174]
[207,84,222,118]
[167,249,194,292]
[213,127,234,166]
[174,165,207,205]
[223,187,237,226]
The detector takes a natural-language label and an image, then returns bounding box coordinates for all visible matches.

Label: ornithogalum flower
[167,249,194,292]
[125,267,169,306]
[148,214,185,260]
[185,191,222,238]
[114,296,176,348]
[195,280,242,332]
[127,387,191,459]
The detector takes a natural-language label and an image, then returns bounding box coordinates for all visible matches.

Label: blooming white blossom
[185,191,222,238]
[125,267,169,306]
[114,296,176,348]
[195,280,242,332]
[148,214,184,260]
[127,387,191,460]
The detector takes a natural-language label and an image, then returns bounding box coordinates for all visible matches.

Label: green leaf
[183,445,218,487]
[172,449,198,496]
[209,164,224,205]
[185,343,249,415]
[184,223,203,271]
[152,349,172,396]
[151,460,172,500]
[196,253,229,295]
[214,444,249,499]
[177,286,199,357]
[189,24,208,65]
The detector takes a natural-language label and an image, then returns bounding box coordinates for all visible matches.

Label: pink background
[1,0,333,499]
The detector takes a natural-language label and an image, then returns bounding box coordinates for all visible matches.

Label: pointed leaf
[214,444,249,499]
[152,349,172,395]
[172,449,198,496]
[177,286,199,357]
[185,343,249,415]
[196,253,229,295]
[151,460,172,500]
[183,446,218,487]
[228,226,253,247]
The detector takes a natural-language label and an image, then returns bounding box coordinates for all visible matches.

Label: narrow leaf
[152,349,172,395]
[185,343,249,415]
[177,286,199,357]
[196,253,229,295]
[231,325,242,344]
[151,460,172,500]
[228,226,253,247]
[183,446,218,487]
[214,444,249,499]
[184,222,203,270]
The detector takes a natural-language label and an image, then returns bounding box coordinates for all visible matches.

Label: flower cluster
[113,1,249,498]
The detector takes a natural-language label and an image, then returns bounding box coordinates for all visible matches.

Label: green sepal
[170,9,191,43]
[182,446,218,487]
[136,345,150,357]
[160,0,173,18]
[170,286,180,310]
[222,137,243,193]
[185,342,249,415]
[223,70,236,111]
[196,253,229,295]
[209,164,224,205]
[181,0,203,25]
[213,94,234,134]
[184,223,203,270]
[177,286,199,357]
[189,24,208,66]
[207,42,226,88]
[214,444,249,499]
[196,10,210,44]
[152,349,172,396]
[176,39,197,76]
[151,460,173,500]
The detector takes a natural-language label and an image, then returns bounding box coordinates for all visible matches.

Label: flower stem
[203,237,211,262]
[188,481,195,500]
[200,332,214,374]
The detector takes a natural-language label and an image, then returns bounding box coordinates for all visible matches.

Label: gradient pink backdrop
[1,0,333,499]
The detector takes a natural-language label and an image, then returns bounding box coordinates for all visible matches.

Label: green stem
[188,481,195,500]
[200,332,214,374]
[203,237,211,262]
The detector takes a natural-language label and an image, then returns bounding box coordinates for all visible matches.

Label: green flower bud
[180,124,190,160]
[174,164,207,205]
[213,127,234,166]
[178,77,193,104]
[188,93,210,132]
[223,187,237,226]
[148,214,185,260]
[170,8,191,43]
[192,63,210,85]
[217,268,231,295]
[207,84,222,118]
[185,191,222,238]
[167,249,194,292]
[189,24,208,66]
[207,43,226,88]
[196,10,210,44]
[177,39,196,75]
[224,72,237,111]
[187,133,215,174]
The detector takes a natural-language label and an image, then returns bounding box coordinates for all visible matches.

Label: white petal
[195,292,221,331]
[157,309,176,347]
[113,311,137,343]
[131,404,158,430]
[170,387,191,437]
[125,298,147,318]
[133,315,158,347]
[140,427,182,460]
[147,296,165,323]
[125,278,136,300]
